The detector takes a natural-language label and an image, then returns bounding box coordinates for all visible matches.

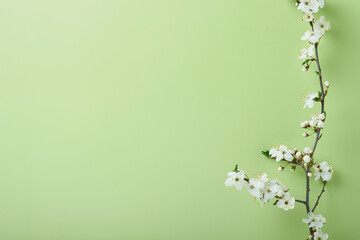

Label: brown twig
[295,199,306,204]
[312,181,327,212]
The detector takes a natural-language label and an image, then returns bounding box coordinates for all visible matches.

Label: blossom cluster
[225,170,295,211]
[313,229,329,240]
[266,145,335,183]
[314,161,334,181]
[266,145,314,167]
[297,0,330,62]
[301,113,326,137]
[269,144,295,162]
[303,212,328,239]
[303,212,326,228]
[297,0,324,16]
[300,16,330,46]
[296,146,313,164]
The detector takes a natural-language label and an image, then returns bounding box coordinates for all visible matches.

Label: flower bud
[296,152,302,158]
[317,121,325,128]
[290,165,296,171]
[303,132,309,137]
[304,147,311,154]
[309,120,316,127]
[278,166,284,172]
[324,81,330,87]
[303,155,311,163]
[307,171,313,177]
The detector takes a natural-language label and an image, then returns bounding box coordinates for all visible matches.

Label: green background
[0,0,358,239]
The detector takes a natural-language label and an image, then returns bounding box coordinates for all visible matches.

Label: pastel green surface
[0,0,358,239]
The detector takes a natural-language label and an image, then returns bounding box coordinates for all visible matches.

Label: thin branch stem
[305,166,311,213]
[311,43,326,157]
[312,182,327,212]
[304,22,327,240]
[295,199,306,204]
[305,169,314,238]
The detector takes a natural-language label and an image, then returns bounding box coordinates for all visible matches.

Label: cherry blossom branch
[305,22,327,240]
[312,181,327,212]
[224,3,333,239]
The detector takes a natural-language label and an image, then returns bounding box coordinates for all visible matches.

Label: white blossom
[297,0,321,14]
[302,91,318,109]
[312,113,325,121]
[301,30,312,41]
[301,121,309,128]
[304,147,311,154]
[306,112,326,130]
[314,16,331,35]
[314,229,329,240]
[225,170,248,190]
[269,145,295,162]
[309,120,316,127]
[303,155,311,163]
[310,32,322,44]
[314,161,334,181]
[302,13,314,22]
[301,30,322,44]
[303,212,326,229]
[317,120,325,128]
[317,0,325,8]
[247,174,273,205]
[270,179,288,198]
[277,192,295,211]
[284,152,294,161]
[246,173,268,201]
[299,45,315,59]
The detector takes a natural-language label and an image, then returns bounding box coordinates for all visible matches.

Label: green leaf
[315,71,319,75]
[302,60,309,66]
[261,150,271,158]
[302,59,313,66]
[233,164,238,172]
[314,91,322,101]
